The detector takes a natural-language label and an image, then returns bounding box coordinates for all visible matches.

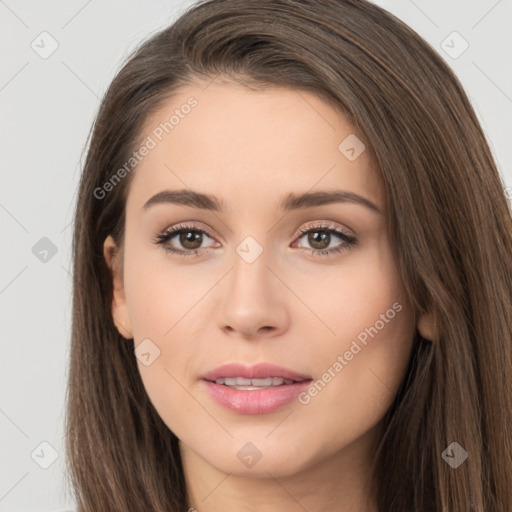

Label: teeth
[214,377,296,387]
[224,377,252,386]
[252,378,276,386]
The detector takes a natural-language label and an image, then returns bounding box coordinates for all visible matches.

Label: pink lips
[201,362,312,382]
[201,362,313,415]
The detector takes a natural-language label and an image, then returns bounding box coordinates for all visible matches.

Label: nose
[217,243,289,340]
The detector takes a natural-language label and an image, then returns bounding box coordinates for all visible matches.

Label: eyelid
[159,220,354,243]
[161,221,221,241]
[294,220,355,239]
[160,223,219,246]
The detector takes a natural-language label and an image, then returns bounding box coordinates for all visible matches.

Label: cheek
[292,305,414,462]
[295,243,415,427]
[124,243,208,340]
[293,240,410,348]
[122,245,211,415]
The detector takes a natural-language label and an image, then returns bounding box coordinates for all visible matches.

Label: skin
[103,78,435,512]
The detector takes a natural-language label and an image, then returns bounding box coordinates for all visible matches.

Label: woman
[65,0,512,510]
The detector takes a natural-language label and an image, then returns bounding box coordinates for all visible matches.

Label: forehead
[126,79,384,214]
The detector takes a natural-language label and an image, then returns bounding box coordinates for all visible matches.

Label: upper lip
[201,363,312,382]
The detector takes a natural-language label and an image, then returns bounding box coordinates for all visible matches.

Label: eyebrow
[143,189,382,215]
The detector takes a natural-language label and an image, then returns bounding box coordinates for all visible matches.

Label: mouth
[200,363,313,414]
[206,376,306,390]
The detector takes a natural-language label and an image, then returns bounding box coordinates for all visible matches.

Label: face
[104,78,427,481]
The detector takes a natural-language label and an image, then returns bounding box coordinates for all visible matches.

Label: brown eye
[154,223,218,257]
[306,230,331,250]
[178,230,203,250]
[292,224,357,257]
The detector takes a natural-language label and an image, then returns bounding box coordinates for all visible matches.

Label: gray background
[1,1,511,510]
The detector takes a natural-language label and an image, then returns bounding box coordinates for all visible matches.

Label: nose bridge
[217,230,289,337]
[230,233,273,294]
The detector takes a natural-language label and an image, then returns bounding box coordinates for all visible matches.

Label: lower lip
[201,379,313,414]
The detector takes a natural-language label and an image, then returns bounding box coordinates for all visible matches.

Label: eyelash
[153,222,357,258]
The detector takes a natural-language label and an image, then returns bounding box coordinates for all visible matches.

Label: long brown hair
[65,0,512,510]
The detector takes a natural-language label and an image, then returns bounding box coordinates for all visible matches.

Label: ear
[416,309,436,342]
[103,235,133,339]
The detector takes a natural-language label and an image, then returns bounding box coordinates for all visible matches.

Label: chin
[199,440,316,478]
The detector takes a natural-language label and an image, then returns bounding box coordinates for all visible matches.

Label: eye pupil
[180,231,202,249]
[309,231,330,249]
